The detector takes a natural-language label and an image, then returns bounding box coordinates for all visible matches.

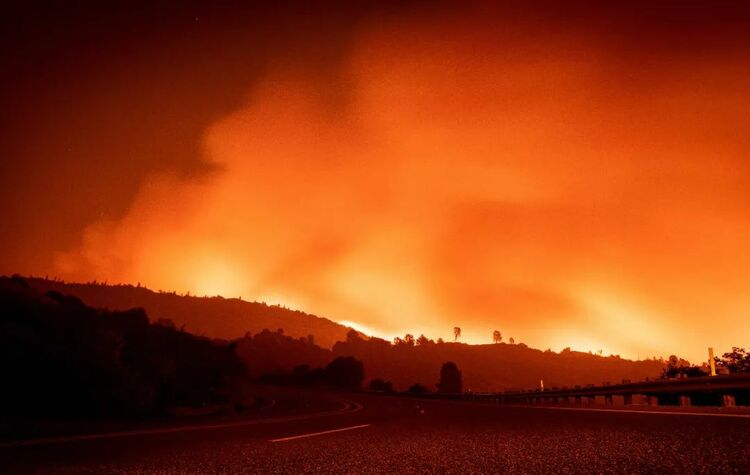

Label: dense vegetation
[223,328,668,392]
[0,276,244,418]
[251,358,365,389]
[437,362,463,393]
[661,349,750,379]
[13,275,728,394]
[234,328,333,378]
[11,272,750,426]
[231,329,364,388]
[716,347,750,374]
[24,277,354,348]
[332,332,666,392]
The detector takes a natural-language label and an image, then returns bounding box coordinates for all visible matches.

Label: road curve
[2,389,749,473]
[0,398,363,448]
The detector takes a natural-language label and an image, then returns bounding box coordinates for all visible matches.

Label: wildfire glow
[45,5,750,362]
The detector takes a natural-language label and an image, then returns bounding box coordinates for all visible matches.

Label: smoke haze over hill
[20,276,665,391]
[24,277,353,349]
[3,2,750,361]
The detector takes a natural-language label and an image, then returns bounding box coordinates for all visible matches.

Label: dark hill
[0,275,244,417]
[18,276,666,391]
[22,277,352,348]
[332,336,666,392]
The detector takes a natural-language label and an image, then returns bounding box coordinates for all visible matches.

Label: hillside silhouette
[23,277,352,348]
[234,329,332,378]
[226,329,666,392]
[331,333,665,392]
[18,276,667,391]
[0,276,244,418]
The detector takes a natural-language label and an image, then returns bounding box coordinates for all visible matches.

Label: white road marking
[0,400,364,448]
[269,424,371,442]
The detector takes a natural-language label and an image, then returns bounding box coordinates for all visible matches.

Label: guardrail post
[648,396,659,406]
[604,395,613,406]
[722,394,736,407]
[574,395,582,405]
[623,394,632,405]
[678,395,691,407]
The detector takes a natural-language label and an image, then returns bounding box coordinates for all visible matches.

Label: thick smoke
[56,11,750,361]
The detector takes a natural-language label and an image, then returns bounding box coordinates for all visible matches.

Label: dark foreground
[2,388,749,474]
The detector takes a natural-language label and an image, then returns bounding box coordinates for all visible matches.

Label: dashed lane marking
[269,424,372,442]
[0,400,364,448]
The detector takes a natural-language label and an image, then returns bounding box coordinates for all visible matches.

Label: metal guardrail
[400,374,750,407]
[482,373,750,398]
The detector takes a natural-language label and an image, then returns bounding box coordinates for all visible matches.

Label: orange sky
[4,2,750,362]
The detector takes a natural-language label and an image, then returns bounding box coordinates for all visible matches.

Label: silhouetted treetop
[661,355,708,379]
[717,347,750,374]
[437,361,463,394]
[325,356,365,389]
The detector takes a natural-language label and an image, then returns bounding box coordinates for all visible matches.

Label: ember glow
[4,2,750,362]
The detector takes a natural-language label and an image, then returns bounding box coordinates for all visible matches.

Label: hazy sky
[3,1,750,362]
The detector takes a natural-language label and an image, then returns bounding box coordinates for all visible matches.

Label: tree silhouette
[324,356,365,389]
[662,354,708,379]
[416,334,431,346]
[291,364,319,385]
[437,361,463,393]
[393,336,404,346]
[408,383,429,394]
[404,334,415,347]
[368,378,394,392]
[235,328,331,379]
[493,330,502,344]
[509,337,515,344]
[0,276,245,417]
[717,347,750,373]
[453,327,461,342]
[346,329,359,342]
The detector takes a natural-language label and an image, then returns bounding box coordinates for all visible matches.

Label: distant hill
[22,277,352,348]
[222,329,666,392]
[18,276,666,391]
[331,336,666,392]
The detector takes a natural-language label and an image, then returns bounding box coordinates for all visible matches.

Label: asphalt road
[2,388,750,474]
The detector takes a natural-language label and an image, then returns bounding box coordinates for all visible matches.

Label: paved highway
[2,388,749,473]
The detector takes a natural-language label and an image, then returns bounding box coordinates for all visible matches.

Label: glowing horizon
[4,3,750,365]
[21,272,706,362]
